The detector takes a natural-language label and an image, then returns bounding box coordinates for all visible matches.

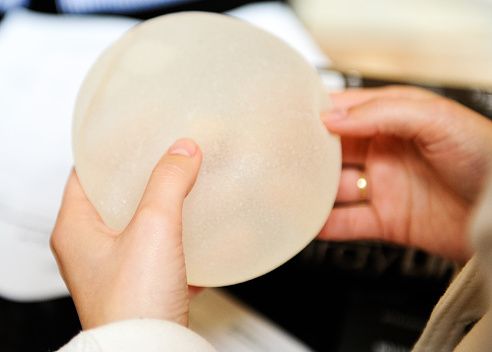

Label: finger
[329,85,435,111]
[135,138,202,220]
[336,168,370,203]
[324,97,441,141]
[51,170,107,261]
[340,137,369,165]
[318,205,382,241]
[57,170,103,228]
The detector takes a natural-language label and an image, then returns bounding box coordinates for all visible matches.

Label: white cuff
[58,319,216,352]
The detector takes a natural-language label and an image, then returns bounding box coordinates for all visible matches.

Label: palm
[365,136,470,261]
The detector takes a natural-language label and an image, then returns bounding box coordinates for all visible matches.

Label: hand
[320,86,492,262]
[51,138,202,329]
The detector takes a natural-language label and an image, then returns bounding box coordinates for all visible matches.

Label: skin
[51,86,492,330]
[320,86,492,262]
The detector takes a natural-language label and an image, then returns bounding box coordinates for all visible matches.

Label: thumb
[135,138,202,221]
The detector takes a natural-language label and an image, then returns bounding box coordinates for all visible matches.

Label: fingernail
[322,109,346,122]
[168,138,197,157]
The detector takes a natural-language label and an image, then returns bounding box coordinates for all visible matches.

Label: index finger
[56,169,106,231]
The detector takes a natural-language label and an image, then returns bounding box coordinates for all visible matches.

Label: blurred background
[0,0,491,351]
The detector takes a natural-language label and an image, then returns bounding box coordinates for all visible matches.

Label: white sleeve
[57,319,217,352]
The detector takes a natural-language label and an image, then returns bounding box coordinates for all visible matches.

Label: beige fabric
[471,172,492,297]
[455,311,492,352]
[412,258,487,351]
[413,173,492,351]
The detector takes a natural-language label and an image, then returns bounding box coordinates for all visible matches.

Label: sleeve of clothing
[413,173,492,351]
[56,319,217,352]
[471,172,492,272]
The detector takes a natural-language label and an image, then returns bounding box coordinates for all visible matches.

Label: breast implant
[73,12,341,286]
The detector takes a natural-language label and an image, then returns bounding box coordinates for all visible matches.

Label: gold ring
[356,172,368,201]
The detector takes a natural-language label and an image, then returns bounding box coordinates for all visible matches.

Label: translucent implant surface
[73,12,341,286]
